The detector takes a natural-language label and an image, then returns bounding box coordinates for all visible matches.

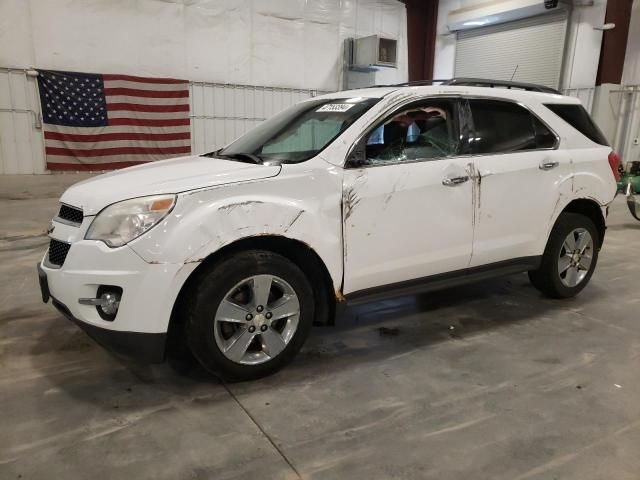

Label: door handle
[442,175,470,186]
[539,161,559,171]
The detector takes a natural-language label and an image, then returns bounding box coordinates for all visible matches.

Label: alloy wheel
[213,274,300,365]
[557,228,593,287]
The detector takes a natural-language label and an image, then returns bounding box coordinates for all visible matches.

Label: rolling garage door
[454,9,568,89]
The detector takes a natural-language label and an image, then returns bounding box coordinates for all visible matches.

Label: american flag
[37,69,191,171]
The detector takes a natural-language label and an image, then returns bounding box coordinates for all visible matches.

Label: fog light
[99,291,120,316]
[79,286,122,321]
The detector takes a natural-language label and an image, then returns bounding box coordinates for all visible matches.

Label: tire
[528,212,600,299]
[185,250,314,381]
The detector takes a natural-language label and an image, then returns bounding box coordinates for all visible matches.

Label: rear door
[466,98,569,267]
[342,97,475,295]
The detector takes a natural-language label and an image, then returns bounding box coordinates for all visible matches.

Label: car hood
[60,155,281,215]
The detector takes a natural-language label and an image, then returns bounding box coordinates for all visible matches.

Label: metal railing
[609,85,640,163]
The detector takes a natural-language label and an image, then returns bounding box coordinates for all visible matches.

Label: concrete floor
[1,174,639,480]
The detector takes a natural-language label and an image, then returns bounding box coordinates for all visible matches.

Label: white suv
[38,79,620,380]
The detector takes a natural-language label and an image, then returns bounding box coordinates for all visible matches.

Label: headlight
[85,195,176,247]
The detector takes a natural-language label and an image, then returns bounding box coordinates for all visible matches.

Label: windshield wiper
[201,150,263,164]
[201,148,222,158]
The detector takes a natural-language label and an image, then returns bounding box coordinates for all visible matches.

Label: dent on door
[341,159,475,295]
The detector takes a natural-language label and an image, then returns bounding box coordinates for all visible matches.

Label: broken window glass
[363,99,460,165]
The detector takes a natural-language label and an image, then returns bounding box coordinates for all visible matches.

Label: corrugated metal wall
[454,10,569,89]
[0,68,46,174]
[189,82,328,155]
[0,71,604,173]
[0,67,332,174]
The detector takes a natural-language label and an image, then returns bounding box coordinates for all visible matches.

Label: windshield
[217,97,379,163]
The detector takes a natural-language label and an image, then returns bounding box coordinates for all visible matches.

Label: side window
[468,99,556,154]
[533,116,557,149]
[544,103,608,146]
[363,99,459,165]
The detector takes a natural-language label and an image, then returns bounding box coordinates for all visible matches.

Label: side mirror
[347,141,367,167]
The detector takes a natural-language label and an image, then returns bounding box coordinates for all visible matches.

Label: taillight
[608,151,622,182]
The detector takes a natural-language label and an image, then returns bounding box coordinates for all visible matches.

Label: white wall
[433,0,462,80]
[561,0,606,89]
[433,0,606,89]
[0,0,408,174]
[0,0,407,92]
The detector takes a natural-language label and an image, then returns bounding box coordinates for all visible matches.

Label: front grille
[58,204,84,225]
[48,239,71,267]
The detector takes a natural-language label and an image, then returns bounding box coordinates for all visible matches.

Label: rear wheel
[185,250,314,381]
[528,212,599,298]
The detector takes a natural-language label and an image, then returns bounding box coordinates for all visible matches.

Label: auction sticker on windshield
[316,103,355,113]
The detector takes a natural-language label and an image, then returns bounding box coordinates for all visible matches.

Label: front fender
[128,161,344,289]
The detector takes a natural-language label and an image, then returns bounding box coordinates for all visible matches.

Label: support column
[403,0,439,81]
[596,0,633,85]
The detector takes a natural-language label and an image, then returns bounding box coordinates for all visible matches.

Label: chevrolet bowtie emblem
[47,222,55,234]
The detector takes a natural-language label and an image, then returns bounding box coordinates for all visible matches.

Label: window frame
[464,97,560,156]
[345,96,468,169]
[344,95,560,169]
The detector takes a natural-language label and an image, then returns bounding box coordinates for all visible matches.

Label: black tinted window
[544,103,608,146]
[533,116,557,149]
[469,100,555,153]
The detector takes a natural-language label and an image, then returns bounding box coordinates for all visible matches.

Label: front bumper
[39,224,198,362]
[38,262,169,363]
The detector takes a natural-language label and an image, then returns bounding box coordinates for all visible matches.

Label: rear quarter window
[544,104,609,146]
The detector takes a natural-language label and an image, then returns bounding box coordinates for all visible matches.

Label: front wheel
[528,212,600,299]
[185,250,314,381]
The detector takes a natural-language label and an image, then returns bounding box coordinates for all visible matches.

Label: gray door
[454,10,569,89]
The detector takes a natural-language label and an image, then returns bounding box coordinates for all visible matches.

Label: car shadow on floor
[283,273,586,378]
[605,222,640,231]
[27,272,605,406]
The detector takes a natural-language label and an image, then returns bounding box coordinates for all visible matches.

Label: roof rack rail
[443,78,560,94]
[374,77,560,95]
[356,79,450,90]
[390,79,450,87]
[359,78,561,94]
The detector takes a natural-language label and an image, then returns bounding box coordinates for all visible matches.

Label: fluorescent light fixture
[593,23,616,31]
[448,0,566,32]
[463,20,489,26]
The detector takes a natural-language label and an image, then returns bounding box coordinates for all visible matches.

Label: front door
[342,97,475,295]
